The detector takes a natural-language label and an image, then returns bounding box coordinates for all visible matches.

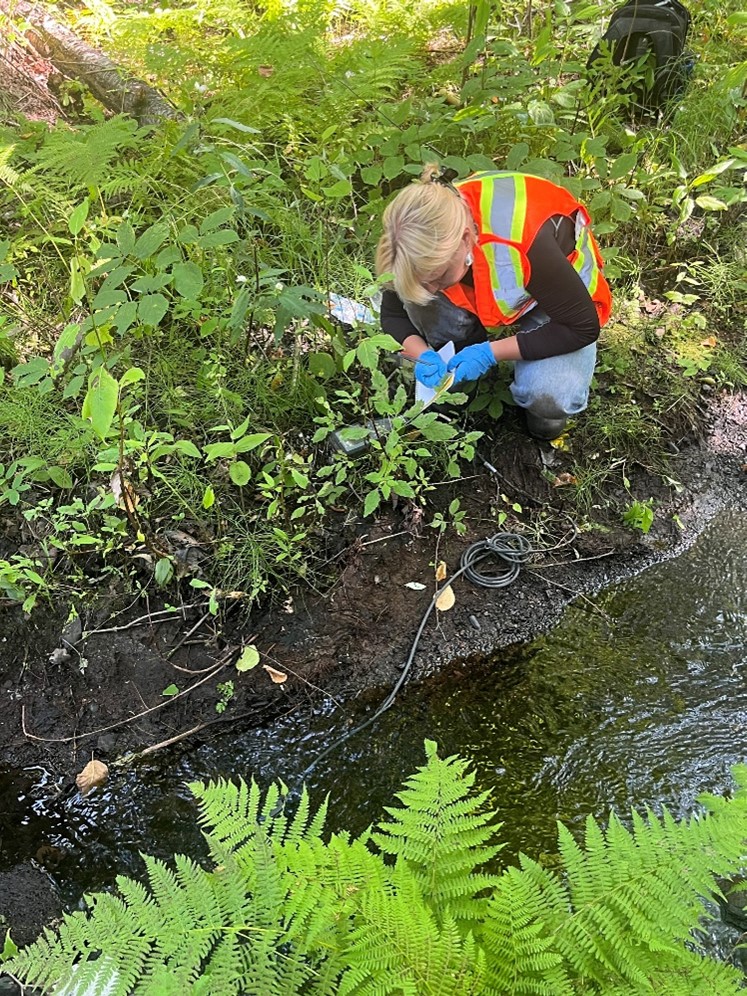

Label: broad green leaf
[69,256,86,304]
[119,367,145,388]
[202,486,215,509]
[418,421,457,441]
[322,178,352,198]
[174,440,201,458]
[155,558,174,586]
[83,368,118,440]
[200,207,235,234]
[364,488,381,516]
[131,273,172,294]
[391,479,415,498]
[360,165,383,186]
[198,230,240,248]
[234,432,271,453]
[506,143,529,170]
[114,301,139,334]
[161,682,179,696]
[608,152,638,180]
[116,221,136,255]
[695,195,728,211]
[308,352,337,379]
[48,466,73,489]
[236,645,260,672]
[1,930,18,963]
[383,155,405,180]
[357,339,378,370]
[138,294,169,327]
[68,198,89,236]
[204,441,236,461]
[172,261,204,298]
[229,460,251,486]
[133,223,169,261]
[51,323,81,375]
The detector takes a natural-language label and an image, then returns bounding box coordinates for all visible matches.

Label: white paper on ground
[414,341,455,406]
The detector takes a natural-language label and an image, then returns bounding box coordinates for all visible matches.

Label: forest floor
[1,387,745,783]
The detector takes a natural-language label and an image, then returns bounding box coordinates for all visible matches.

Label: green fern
[13,115,141,202]
[5,746,747,995]
[371,738,503,926]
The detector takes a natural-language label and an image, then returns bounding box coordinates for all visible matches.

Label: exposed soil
[1,391,745,785]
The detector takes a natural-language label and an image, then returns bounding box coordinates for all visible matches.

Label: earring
[465,251,473,267]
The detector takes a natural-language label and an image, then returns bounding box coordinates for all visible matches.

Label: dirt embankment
[0,392,745,780]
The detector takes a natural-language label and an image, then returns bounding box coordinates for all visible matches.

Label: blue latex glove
[447,342,496,385]
[414,349,448,388]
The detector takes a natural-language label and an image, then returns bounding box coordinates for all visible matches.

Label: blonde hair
[375,163,472,306]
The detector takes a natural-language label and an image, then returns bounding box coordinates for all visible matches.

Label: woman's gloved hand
[447,342,496,384]
[414,349,448,388]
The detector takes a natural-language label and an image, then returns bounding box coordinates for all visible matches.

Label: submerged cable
[289,529,545,795]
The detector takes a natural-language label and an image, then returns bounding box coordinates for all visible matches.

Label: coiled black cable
[287,530,538,798]
[460,532,533,588]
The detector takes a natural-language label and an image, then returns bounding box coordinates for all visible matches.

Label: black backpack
[587,0,693,113]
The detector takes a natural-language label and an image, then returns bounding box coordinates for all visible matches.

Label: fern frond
[26,117,141,193]
[552,786,747,991]
[339,862,487,996]
[371,739,502,925]
[481,862,574,995]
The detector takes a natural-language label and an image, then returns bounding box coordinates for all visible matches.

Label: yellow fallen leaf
[549,431,570,450]
[435,560,447,582]
[263,665,288,684]
[435,584,455,612]
[76,759,109,796]
[701,335,718,348]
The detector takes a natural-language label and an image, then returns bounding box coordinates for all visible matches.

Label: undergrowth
[0,0,745,611]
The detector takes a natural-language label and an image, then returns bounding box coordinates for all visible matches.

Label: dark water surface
[3,511,747,927]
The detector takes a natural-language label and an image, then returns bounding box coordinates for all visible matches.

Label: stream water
[3,510,747,956]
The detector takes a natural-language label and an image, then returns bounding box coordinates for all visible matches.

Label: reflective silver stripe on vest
[481,242,534,321]
[572,212,600,296]
[482,174,532,319]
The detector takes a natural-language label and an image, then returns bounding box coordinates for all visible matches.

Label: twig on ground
[83,602,216,638]
[21,650,237,744]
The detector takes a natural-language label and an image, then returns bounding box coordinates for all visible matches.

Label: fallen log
[0,0,181,125]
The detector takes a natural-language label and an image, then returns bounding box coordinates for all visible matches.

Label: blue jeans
[403,296,596,419]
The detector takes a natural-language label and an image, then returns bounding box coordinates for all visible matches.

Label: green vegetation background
[0,0,745,612]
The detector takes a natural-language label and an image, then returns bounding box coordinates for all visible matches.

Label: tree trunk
[0,1,181,125]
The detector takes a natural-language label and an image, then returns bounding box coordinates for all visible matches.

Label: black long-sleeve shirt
[380,216,601,360]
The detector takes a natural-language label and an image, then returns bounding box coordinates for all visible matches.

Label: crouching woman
[375,166,612,439]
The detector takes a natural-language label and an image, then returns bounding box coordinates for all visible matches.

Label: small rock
[468,615,481,631]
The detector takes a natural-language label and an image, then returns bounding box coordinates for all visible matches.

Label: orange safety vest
[444,172,612,329]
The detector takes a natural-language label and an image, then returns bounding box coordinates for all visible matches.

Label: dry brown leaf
[110,470,139,511]
[552,472,577,487]
[76,759,109,795]
[701,335,718,348]
[258,65,274,77]
[435,560,447,582]
[263,664,288,684]
[435,584,456,612]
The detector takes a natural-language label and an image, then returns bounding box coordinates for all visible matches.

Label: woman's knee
[510,346,596,416]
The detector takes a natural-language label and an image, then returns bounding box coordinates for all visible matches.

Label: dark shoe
[525,411,567,441]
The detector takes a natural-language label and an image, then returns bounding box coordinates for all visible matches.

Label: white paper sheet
[414,341,455,406]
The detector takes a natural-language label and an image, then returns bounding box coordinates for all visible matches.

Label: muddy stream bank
[0,391,746,952]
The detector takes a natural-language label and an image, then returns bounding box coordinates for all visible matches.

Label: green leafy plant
[623,497,655,535]
[430,497,468,536]
[5,742,747,994]
[215,679,234,713]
